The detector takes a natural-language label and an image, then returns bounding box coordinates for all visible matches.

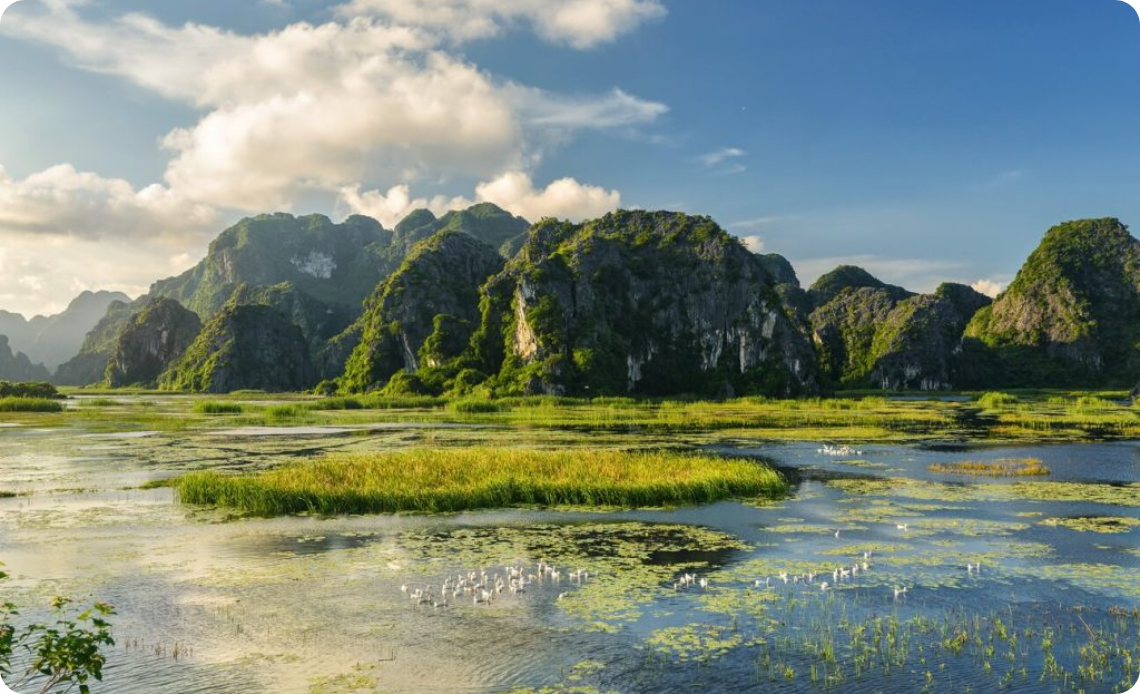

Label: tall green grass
[193,401,244,415]
[0,397,64,413]
[176,448,787,515]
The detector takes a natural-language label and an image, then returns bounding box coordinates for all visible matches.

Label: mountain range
[0,291,130,378]
[7,209,1138,396]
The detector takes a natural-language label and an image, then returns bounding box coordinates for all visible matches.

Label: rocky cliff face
[53,299,146,386]
[868,284,991,390]
[808,270,990,390]
[0,336,51,382]
[151,214,396,317]
[466,211,819,397]
[105,298,202,387]
[160,301,316,393]
[964,218,1140,387]
[341,231,506,392]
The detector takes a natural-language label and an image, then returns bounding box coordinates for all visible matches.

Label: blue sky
[0,0,1138,316]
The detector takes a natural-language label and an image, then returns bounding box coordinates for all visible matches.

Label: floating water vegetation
[929,458,1051,477]
[1041,516,1140,534]
[175,448,788,515]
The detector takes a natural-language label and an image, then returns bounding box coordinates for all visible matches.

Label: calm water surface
[0,416,1137,694]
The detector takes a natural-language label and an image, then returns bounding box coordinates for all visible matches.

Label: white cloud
[7,6,664,212]
[340,171,621,225]
[336,0,667,49]
[739,235,765,253]
[729,216,796,232]
[971,279,1006,298]
[475,171,620,222]
[699,147,745,168]
[0,163,220,317]
[0,164,217,241]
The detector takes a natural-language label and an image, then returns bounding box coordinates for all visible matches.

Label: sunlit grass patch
[176,448,787,515]
[928,458,1050,477]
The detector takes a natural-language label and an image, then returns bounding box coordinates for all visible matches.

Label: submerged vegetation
[175,448,788,515]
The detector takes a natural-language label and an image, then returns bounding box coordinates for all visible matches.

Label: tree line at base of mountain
[16,208,1140,398]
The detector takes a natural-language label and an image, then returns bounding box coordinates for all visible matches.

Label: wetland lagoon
[1,393,1138,694]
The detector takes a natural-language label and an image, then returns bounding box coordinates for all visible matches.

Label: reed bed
[176,448,787,515]
[0,397,64,413]
[928,458,1051,477]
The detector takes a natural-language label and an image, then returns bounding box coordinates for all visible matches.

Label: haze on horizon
[0,0,1138,318]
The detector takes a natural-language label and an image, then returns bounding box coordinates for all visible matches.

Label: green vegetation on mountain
[159,297,316,393]
[456,210,820,398]
[808,265,912,307]
[341,230,506,393]
[105,297,202,387]
[390,202,531,258]
[963,218,1140,388]
[151,213,396,316]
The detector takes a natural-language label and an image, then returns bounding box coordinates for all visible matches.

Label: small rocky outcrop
[341,231,506,392]
[467,210,820,397]
[105,298,202,387]
[160,301,316,393]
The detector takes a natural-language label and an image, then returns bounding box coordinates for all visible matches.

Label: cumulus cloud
[0,164,217,241]
[971,279,1007,298]
[340,171,621,225]
[7,5,664,212]
[739,235,765,253]
[336,0,667,49]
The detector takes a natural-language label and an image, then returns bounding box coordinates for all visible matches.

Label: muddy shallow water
[0,415,1137,694]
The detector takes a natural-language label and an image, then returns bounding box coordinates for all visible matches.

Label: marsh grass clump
[0,397,64,413]
[193,401,244,415]
[928,458,1051,477]
[306,397,364,411]
[447,398,506,414]
[263,404,306,420]
[175,448,787,515]
[977,392,1018,409]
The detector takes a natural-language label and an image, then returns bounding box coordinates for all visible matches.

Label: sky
[1,0,1138,317]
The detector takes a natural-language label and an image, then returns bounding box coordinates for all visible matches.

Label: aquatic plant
[175,449,788,515]
[928,458,1051,477]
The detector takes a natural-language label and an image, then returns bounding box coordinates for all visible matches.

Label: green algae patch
[1041,516,1140,534]
[176,448,787,515]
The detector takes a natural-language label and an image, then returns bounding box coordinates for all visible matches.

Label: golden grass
[176,448,787,515]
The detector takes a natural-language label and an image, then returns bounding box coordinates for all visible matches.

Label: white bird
[834,529,842,539]
[893,586,908,600]
[699,577,709,590]
[897,523,909,532]
[820,582,830,592]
